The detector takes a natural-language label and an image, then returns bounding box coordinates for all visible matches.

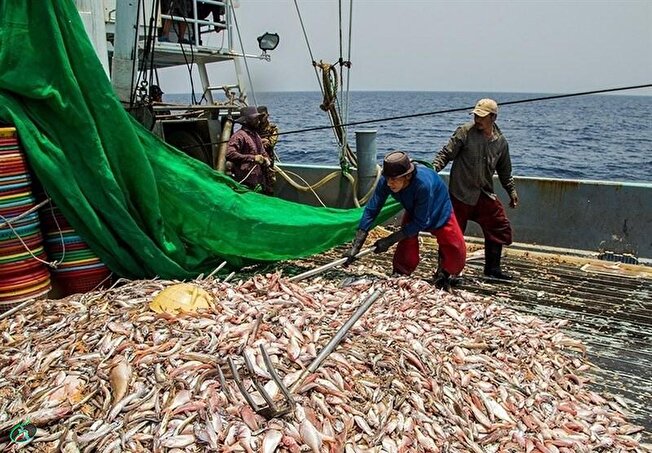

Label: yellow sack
[149,283,213,314]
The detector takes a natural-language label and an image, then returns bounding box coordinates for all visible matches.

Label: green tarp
[0,0,400,279]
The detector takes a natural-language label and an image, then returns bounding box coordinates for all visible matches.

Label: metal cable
[336,0,350,166]
[138,0,159,100]
[293,0,324,93]
[177,2,197,104]
[230,0,257,106]
[272,83,652,138]
[179,83,652,150]
[344,0,353,126]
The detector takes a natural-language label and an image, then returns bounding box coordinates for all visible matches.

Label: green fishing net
[0,0,400,279]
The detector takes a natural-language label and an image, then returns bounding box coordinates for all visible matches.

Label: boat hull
[276,164,652,261]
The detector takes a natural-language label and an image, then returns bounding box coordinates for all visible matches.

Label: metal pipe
[289,288,384,392]
[192,0,199,46]
[355,130,378,201]
[159,14,227,29]
[0,300,32,320]
[197,64,214,104]
[288,248,374,282]
[214,117,233,171]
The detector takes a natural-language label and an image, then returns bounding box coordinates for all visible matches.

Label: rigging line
[271,83,652,138]
[141,0,159,92]
[338,0,344,116]
[230,1,257,106]
[339,0,354,156]
[293,0,325,93]
[344,0,353,126]
[339,0,343,64]
[177,3,197,104]
[148,0,161,88]
[336,0,348,152]
[180,83,652,151]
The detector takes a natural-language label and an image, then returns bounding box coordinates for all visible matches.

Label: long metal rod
[288,287,384,393]
[289,247,374,282]
[0,300,32,320]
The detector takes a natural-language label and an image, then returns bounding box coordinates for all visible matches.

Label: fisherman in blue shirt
[344,151,467,289]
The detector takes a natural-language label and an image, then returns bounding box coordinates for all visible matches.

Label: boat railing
[159,0,228,48]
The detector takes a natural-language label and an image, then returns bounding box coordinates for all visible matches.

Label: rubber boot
[484,241,512,280]
[433,252,452,290]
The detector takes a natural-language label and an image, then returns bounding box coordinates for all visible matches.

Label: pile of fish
[0,273,649,452]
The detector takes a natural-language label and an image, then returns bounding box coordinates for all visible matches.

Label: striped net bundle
[0,127,51,312]
[41,204,112,296]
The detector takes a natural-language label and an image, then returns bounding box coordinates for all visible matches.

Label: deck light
[257,32,280,53]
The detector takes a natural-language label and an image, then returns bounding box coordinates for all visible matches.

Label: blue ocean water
[172,91,652,183]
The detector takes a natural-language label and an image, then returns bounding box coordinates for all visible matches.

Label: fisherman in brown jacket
[257,105,279,187]
[226,106,274,195]
[432,98,519,280]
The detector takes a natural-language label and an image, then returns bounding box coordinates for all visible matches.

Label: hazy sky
[159,0,652,96]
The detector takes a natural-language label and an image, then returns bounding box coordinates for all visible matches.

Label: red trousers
[452,193,513,245]
[392,212,466,276]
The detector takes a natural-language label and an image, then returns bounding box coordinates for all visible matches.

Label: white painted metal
[74,0,110,76]
[110,0,139,103]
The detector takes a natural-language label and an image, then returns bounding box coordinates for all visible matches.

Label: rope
[337,1,346,138]
[0,199,50,229]
[275,166,340,192]
[273,162,380,208]
[0,206,61,268]
[317,62,357,167]
[357,164,381,205]
[340,164,382,208]
[274,166,335,207]
[292,0,356,171]
[237,163,260,185]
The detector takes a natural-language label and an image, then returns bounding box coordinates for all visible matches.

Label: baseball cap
[471,98,498,117]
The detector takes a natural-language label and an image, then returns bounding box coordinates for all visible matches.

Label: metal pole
[288,248,374,282]
[355,130,378,201]
[214,117,233,171]
[111,0,139,103]
[288,288,384,392]
[192,0,199,46]
[197,63,214,104]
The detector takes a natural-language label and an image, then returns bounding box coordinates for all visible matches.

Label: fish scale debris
[0,274,649,452]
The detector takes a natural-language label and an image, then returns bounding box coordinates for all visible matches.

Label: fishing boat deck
[276,238,652,435]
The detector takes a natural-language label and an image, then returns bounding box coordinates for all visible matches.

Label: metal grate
[598,251,639,265]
